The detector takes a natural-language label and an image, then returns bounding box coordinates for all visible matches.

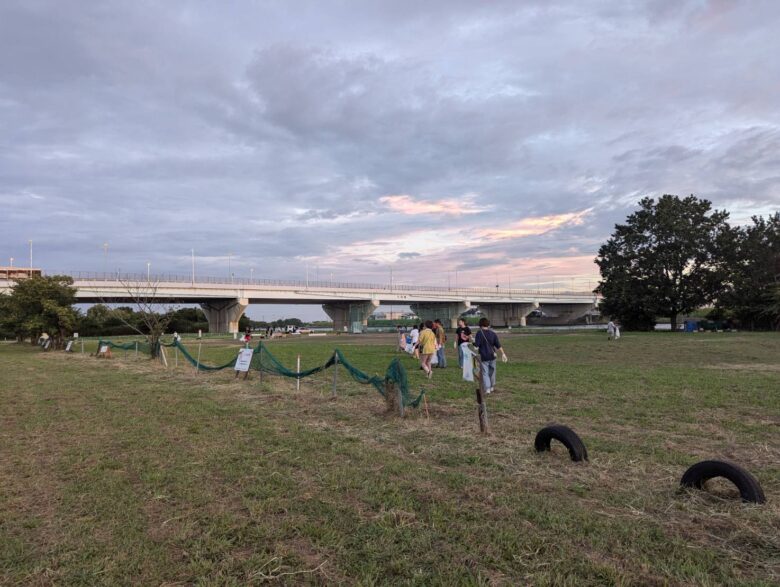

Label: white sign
[99,345,109,354]
[234,348,254,372]
[73,333,79,339]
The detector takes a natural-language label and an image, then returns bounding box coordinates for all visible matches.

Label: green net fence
[97,339,152,353]
[99,339,424,408]
[162,339,238,371]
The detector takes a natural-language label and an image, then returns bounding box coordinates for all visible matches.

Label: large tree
[716,213,780,330]
[0,275,79,347]
[595,195,731,331]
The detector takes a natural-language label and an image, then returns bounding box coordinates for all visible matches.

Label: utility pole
[191,249,195,284]
[29,240,33,270]
[146,262,151,282]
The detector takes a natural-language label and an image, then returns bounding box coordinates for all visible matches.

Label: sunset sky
[1,1,778,319]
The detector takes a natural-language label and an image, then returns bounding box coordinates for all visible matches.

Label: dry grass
[1,331,779,585]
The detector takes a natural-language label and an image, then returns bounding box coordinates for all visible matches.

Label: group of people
[398,317,508,393]
[606,319,621,341]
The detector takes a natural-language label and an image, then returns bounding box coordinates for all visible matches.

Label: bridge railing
[53,271,597,297]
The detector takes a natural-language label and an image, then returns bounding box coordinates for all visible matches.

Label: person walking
[409,323,420,358]
[454,318,472,368]
[607,319,616,341]
[433,319,447,368]
[474,317,507,394]
[418,320,437,378]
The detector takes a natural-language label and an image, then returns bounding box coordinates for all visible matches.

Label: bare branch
[96,279,180,356]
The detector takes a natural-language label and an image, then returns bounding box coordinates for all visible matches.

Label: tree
[99,280,176,358]
[717,213,780,330]
[0,293,14,339]
[595,195,731,331]
[0,275,79,347]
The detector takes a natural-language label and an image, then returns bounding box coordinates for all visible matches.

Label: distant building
[0,267,42,280]
[371,311,417,320]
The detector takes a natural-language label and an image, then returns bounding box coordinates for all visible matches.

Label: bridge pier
[200,298,248,334]
[409,301,471,329]
[477,302,538,327]
[322,300,379,333]
[535,302,596,325]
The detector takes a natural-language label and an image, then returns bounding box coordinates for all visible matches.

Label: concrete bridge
[0,272,599,333]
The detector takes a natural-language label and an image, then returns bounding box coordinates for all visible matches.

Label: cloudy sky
[1,0,779,318]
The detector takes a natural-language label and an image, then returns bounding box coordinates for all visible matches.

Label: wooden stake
[134,341,138,358]
[475,356,489,434]
[259,346,264,385]
[296,354,301,391]
[332,353,338,397]
[160,345,168,369]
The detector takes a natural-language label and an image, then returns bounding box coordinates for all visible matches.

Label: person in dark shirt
[473,317,507,394]
[454,318,472,367]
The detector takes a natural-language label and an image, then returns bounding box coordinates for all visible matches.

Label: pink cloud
[379,194,487,215]
[478,209,592,240]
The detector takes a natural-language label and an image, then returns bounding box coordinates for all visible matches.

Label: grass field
[1,331,778,585]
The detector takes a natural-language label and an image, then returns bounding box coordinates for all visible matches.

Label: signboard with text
[234,348,254,372]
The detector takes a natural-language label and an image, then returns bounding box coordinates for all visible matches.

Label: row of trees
[0,276,315,347]
[596,195,780,331]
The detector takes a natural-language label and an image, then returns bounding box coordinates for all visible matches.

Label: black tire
[680,460,766,504]
[534,424,588,462]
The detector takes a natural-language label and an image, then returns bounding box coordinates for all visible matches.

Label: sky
[1,0,779,320]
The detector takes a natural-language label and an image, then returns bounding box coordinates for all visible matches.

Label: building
[0,267,42,280]
[371,310,417,320]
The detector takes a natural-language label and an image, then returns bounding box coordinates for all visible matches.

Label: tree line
[0,280,311,348]
[596,195,780,331]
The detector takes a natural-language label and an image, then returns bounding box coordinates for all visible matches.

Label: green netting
[96,339,424,408]
[335,350,422,407]
[97,339,152,353]
[170,339,238,371]
[253,344,423,408]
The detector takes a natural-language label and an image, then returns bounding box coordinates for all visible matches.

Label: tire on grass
[534,424,588,462]
[680,460,765,504]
